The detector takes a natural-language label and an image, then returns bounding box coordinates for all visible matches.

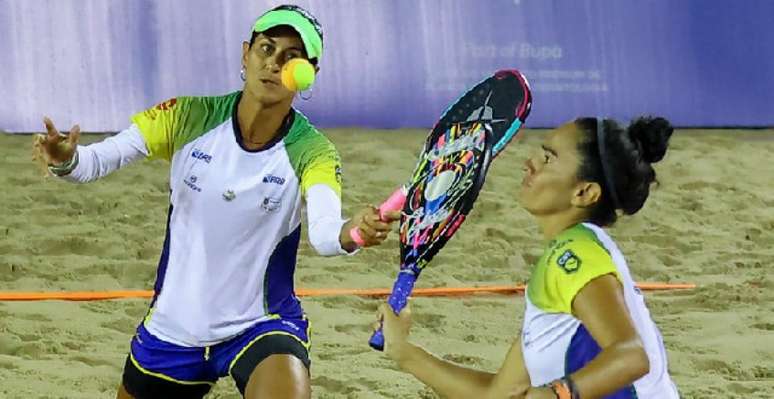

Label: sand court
[1,129,773,398]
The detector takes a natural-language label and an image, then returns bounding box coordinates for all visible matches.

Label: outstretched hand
[34,117,81,166]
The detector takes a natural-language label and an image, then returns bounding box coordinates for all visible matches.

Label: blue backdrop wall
[1,0,772,132]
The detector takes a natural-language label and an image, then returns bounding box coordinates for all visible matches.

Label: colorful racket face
[368,69,532,351]
[351,70,532,248]
[399,69,531,273]
[398,122,492,275]
[368,123,492,352]
[433,69,532,158]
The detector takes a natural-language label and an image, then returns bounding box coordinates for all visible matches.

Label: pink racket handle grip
[349,186,407,246]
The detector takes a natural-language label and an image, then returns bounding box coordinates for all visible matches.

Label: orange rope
[0,283,695,302]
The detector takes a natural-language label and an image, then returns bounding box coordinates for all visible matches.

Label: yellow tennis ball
[281,59,316,91]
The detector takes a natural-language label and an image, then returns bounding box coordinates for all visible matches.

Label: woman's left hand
[376,303,413,364]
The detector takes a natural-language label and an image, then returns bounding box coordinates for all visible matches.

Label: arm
[567,275,649,397]
[60,124,149,183]
[35,117,148,183]
[526,275,649,399]
[305,184,399,256]
[379,304,531,399]
[305,184,351,256]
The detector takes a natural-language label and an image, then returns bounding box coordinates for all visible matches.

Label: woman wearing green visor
[35,5,397,399]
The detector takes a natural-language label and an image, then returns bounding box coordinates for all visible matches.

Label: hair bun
[627,116,673,163]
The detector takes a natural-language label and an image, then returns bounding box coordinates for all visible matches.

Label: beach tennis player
[34,5,399,399]
[378,116,681,398]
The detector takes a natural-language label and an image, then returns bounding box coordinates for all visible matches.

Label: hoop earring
[240,67,246,82]
[299,88,313,101]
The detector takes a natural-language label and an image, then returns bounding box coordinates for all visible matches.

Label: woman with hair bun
[377,116,681,399]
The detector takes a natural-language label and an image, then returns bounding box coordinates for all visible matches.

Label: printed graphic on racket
[367,70,533,351]
[350,70,532,245]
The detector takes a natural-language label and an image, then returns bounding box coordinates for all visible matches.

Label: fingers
[68,124,81,146]
[378,303,410,320]
[373,305,386,332]
[378,303,390,318]
[355,209,387,245]
[362,212,392,234]
[43,116,60,139]
[382,210,402,222]
[33,133,46,147]
[351,204,401,247]
[43,116,80,145]
[357,217,378,240]
[365,206,396,232]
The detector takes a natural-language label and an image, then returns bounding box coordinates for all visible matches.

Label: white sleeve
[60,124,149,183]
[306,184,357,256]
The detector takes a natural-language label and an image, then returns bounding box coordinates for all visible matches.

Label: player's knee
[243,354,310,399]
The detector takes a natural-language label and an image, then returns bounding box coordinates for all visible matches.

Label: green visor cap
[253,9,323,62]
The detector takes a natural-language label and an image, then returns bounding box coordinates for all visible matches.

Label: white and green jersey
[63,92,348,346]
[521,223,679,398]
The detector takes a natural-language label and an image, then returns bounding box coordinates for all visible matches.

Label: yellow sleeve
[130,93,239,161]
[285,127,343,198]
[301,148,342,197]
[533,239,621,314]
[130,98,182,161]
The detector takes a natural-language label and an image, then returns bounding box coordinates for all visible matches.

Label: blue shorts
[123,316,311,397]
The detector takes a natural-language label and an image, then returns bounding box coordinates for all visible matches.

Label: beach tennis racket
[350,70,532,243]
[365,69,533,351]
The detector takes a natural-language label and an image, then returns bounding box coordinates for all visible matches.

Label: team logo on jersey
[155,98,177,111]
[261,196,282,212]
[262,174,285,185]
[141,98,178,121]
[191,149,213,163]
[557,249,581,273]
[184,175,202,192]
[546,239,571,265]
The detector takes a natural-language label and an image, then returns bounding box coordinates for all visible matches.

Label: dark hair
[575,116,674,226]
[249,4,323,66]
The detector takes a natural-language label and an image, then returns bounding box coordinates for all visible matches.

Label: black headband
[596,117,622,210]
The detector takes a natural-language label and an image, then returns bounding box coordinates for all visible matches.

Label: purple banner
[1,0,772,132]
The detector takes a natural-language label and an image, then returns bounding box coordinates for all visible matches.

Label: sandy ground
[0,128,773,398]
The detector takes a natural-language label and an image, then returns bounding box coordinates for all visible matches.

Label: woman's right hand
[35,117,81,165]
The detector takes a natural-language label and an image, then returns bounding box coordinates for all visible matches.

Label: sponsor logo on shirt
[261,197,282,212]
[262,174,285,185]
[191,149,212,163]
[184,175,202,192]
[156,98,177,111]
[141,98,177,121]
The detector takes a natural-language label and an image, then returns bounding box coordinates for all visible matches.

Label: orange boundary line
[0,283,696,302]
